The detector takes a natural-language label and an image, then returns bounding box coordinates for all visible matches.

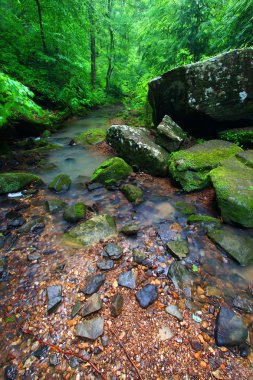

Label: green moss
[74,128,106,145]
[90,157,133,186]
[219,127,253,148]
[187,215,221,230]
[48,173,71,193]
[63,202,86,223]
[0,172,42,194]
[121,184,143,204]
[175,201,197,215]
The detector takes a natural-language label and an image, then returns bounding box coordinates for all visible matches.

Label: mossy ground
[91,157,132,186]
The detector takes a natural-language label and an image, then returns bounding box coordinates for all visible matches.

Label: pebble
[165,305,183,321]
[49,353,59,366]
[96,259,114,271]
[47,285,62,314]
[27,252,41,261]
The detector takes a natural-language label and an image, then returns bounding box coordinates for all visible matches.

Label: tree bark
[88,2,96,89]
[105,0,114,93]
[34,0,47,54]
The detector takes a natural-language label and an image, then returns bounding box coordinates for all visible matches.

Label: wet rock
[63,202,86,223]
[74,128,106,146]
[165,305,183,321]
[118,269,136,289]
[107,125,169,176]
[49,354,59,366]
[215,306,248,347]
[75,317,104,340]
[168,261,195,291]
[44,198,66,214]
[90,157,132,187]
[169,140,242,192]
[206,286,223,298]
[6,210,25,228]
[120,222,139,236]
[86,182,104,191]
[208,228,253,266]
[155,115,187,152]
[65,214,117,247]
[210,154,253,227]
[71,300,82,318]
[27,252,41,261]
[175,201,197,216]
[120,184,143,205]
[136,284,158,308]
[4,365,17,379]
[81,293,103,317]
[48,173,71,193]
[166,240,189,260]
[111,293,124,317]
[132,250,147,264]
[47,285,62,314]
[82,274,105,295]
[0,234,6,249]
[20,217,45,234]
[239,343,251,358]
[187,215,221,232]
[103,243,123,260]
[232,295,253,313]
[0,172,42,195]
[42,249,56,255]
[148,49,253,132]
[96,259,114,271]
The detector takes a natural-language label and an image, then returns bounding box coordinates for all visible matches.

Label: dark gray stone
[111,293,124,317]
[118,270,136,289]
[49,353,59,366]
[136,284,158,308]
[104,243,123,260]
[20,217,45,234]
[47,285,62,314]
[232,295,253,314]
[96,259,114,271]
[81,293,103,317]
[82,274,106,295]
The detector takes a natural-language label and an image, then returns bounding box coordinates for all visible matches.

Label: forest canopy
[0,0,252,112]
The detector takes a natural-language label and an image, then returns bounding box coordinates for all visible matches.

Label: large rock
[155,115,187,152]
[0,172,42,194]
[148,49,253,133]
[90,157,132,186]
[210,153,253,227]
[107,125,169,176]
[64,214,117,247]
[168,140,242,191]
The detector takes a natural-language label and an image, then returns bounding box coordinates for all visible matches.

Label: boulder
[208,228,253,266]
[155,115,187,152]
[63,202,86,223]
[107,125,169,176]
[0,172,42,195]
[148,49,253,133]
[90,157,132,187]
[210,154,253,227]
[48,173,71,193]
[64,214,117,247]
[168,140,242,191]
[120,184,143,205]
[74,128,106,145]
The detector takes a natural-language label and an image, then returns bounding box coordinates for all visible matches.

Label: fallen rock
[90,157,132,187]
[155,115,187,152]
[47,285,62,314]
[208,228,253,266]
[44,199,66,214]
[107,125,169,176]
[0,172,42,195]
[168,140,242,192]
[120,184,143,205]
[111,293,124,317]
[82,274,105,295]
[74,128,106,146]
[166,240,189,260]
[63,202,86,223]
[215,306,248,347]
[118,269,136,289]
[120,222,139,236]
[165,305,183,321]
[96,259,114,271]
[81,293,103,317]
[48,173,71,193]
[65,214,117,247]
[210,154,253,227]
[75,317,104,340]
[148,49,253,133]
[136,284,158,308]
[103,243,123,260]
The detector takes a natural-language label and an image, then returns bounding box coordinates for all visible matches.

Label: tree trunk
[105,0,114,93]
[88,2,96,89]
[34,0,47,54]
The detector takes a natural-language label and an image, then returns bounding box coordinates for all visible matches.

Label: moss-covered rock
[237,150,253,168]
[187,215,221,231]
[90,157,132,186]
[48,173,71,193]
[0,172,42,194]
[168,140,242,192]
[121,184,143,204]
[44,198,66,214]
[175,201,197,215]
[74,128,106,145]
[166,240,189,260]
[63,202,86,223]
[210,155,253,227]
[64,214,117,247]
[107,125,169,176]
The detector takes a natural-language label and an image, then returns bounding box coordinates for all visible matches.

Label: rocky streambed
[0,106,253,380]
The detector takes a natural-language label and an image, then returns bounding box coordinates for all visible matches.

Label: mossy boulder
[63,202,86,223]
[64,214,117,247]
[210,154,253,227]
[121,184,143,204]
[74,128,106,146]
[0,172,42,194]
[107,125,169,176]
[90,157,132,186]
[187,215,221,231]
[44,198,66,214]
[48,174,71,193]
[168,140,242,192]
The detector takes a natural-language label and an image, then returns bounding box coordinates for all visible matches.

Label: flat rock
[82,274,105,295]
[111,293,124,317]
[166,240,189,260]
[215,306,248,347]
[96,259,114,271]
[75,317,104,340]
[165,305,183,321]
[103,243,123,260]
[208,227,253,266]
[136,284,158,308]
[81,293,103,317]
[47,285,62,314]
[118,269,136,289]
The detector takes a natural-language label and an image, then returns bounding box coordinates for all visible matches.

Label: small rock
[82,274,106,295]
[63,202,86,223]
[166,240,189,260]
[165,305,183,321]
[136,284,158,308]
[158,326,174,341]
[27,252,41,261]
[75,317,104,340]
[206,286,223,298]
[132,250,147,264]
[111,293,124,317]
[232,295,253,313]
[96,259,114,271]
[33,345,49,359]
[20,217,45,234]
[4,365,17,379]
[104,243,123,260]
[101,336,109,347]
[118,270,136,289]
[44,199,66,214]
[6,210,25,228]
[48,173,71,193]
[71,300,82,318]
[49,353,59,366]
[120,222,139,236]
[69,356,79,368]
[81,293,103,317]
[47,285,62,314]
